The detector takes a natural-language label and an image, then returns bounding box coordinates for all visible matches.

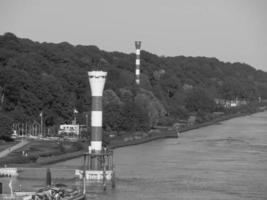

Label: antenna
[135,41,142,85]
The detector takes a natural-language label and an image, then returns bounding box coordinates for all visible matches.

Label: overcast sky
[0,0,266,71]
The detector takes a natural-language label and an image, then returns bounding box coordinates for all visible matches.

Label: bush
[0,113,13,140]
[185,88,216,113]
[0,135,14,142]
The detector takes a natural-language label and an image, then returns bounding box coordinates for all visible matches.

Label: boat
[1,185,86,200]
[30,185,86,200]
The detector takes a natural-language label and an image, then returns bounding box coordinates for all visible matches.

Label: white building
[58,124,80,136]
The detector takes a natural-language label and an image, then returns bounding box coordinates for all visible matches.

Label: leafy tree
[103,89,122,106]
[0,113,13,138]
[0,32,267,130]
[120,102,150,132]
[134,88,166,127]
[103,104,123,131]
[118,88,134,103]
[185,88,216,112]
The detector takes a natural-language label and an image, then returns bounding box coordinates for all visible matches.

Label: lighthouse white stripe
[91,111,102,127]
[89,78,106,96]
[136,49,140,55]
[136,59,140,65]
[91,141,102,151]
[136,69,140,75]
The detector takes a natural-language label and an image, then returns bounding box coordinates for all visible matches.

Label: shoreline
[109,129,178,149]
[179,111,252,133]
[108,110,261,149]
[3,109,266,167]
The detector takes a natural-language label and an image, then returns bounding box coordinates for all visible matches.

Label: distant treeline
[0,32,267,137]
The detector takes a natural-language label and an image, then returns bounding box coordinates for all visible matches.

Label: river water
[1,112,267,199]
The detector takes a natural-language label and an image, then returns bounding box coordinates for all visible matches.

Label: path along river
[1,111,267,199]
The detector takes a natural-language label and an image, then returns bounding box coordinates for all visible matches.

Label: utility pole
[40,111,43,137]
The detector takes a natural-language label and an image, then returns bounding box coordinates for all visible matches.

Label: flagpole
[40,112,43,137]
[73,108,78,125]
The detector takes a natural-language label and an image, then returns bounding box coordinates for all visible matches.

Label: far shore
[2,108,266,167]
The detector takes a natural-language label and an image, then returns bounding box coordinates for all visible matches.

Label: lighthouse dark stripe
[90,127,102,140]
[92,96,102,111]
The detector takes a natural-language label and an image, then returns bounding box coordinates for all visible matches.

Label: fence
[12,122,58,137]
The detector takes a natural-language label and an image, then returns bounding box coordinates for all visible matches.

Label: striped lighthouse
[88,71,107,156]
[135,41,141,85]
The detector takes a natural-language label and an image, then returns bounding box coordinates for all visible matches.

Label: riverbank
[17,128,178,166]
[3,109,267,200]
[0,140,85,167]
[43,107,266,164]
[1,108,266,166]
[108,127,178,149]
[179,111,254,133]
[109,107,265,151]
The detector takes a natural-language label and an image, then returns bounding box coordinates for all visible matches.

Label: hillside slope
[0,32,267,134]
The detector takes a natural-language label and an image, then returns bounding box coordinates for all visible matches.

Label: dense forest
[0,32,267,137]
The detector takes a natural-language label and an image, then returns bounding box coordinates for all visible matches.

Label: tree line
[0,32,267,138]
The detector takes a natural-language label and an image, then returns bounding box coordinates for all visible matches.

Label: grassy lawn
[0,140,85,165]
[14,140,84,156]
[0,141,19,152]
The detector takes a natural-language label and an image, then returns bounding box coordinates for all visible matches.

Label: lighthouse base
[75,149,115,189]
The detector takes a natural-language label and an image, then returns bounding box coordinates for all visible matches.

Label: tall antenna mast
[135,41,142,85]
